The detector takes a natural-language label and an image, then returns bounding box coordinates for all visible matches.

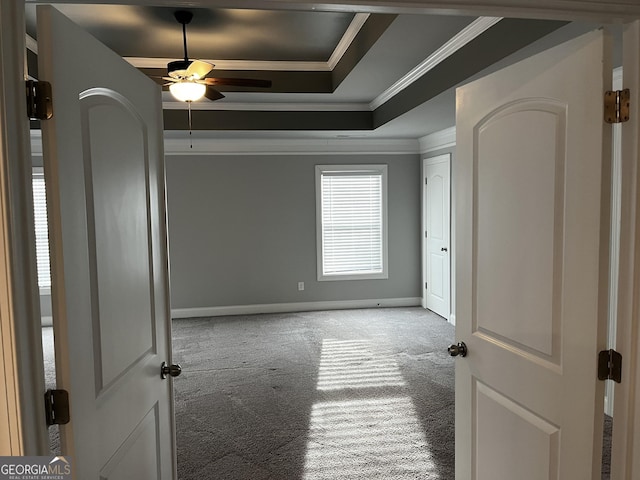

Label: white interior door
[455,30,611,479]
[37,6,175,479]
[424,154,451,319]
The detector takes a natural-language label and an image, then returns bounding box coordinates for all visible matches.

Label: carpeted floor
[41,306,614,479]
[171,307,456,480]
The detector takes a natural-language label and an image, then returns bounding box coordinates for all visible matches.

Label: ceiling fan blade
[203,77,272,88]
[204,86,225,101]
[162,77,176,82]
[186,60,214,79]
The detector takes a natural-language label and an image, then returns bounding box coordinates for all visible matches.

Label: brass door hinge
[604,89,630,124]
[598,349,622,383]
[44,389,70,426]
[26,80,53,120]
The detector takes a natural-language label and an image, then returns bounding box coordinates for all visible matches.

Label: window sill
[317,272,388,282]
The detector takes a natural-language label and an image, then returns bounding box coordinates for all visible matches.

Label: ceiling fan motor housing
[167,60,192,79]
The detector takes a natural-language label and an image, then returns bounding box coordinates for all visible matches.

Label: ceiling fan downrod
[174,10,193,62]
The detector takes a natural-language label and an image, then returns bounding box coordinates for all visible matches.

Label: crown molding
[126,57,330,72]
[31,129,419,156]
[370,16,502,110]
[162,100,371,111]
[163,136,420,155]
[418,126,456,153]
[327,13,370,70]
[26,34,37,54]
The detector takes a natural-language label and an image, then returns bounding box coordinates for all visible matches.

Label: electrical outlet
[298,282,305,291]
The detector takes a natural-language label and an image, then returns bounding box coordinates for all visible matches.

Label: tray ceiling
[25,3,575,138]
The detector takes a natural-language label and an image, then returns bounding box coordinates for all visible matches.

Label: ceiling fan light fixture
[169,80,206,102]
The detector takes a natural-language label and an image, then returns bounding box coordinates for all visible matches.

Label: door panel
[82,91,157,394]
[474,101,565,360]
[99,406,161,480]
[425,156,451,318]
[455,30,611,479]
[37,6,175,478]
[475,382,560,480]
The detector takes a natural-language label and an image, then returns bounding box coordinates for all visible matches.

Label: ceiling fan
[164,10,272,103]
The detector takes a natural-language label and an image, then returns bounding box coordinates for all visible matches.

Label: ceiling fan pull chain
[188,101,193,149]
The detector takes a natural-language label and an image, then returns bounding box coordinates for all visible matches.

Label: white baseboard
[449,314,456,326]
[172,297,422,319]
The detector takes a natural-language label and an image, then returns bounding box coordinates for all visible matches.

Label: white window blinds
[32,172,51,289]
[316,165,388,281]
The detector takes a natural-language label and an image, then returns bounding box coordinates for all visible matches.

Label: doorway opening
[31,133,60,455]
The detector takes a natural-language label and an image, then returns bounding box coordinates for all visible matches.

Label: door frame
[611,21,640,480]
[2,3,640,478]
[0,0,49,454]
[422,153,451,321]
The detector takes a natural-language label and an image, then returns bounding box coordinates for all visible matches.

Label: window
[316,165,388,281]
[32,169,51,290]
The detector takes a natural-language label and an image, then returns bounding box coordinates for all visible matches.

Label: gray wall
[166,153,421,310]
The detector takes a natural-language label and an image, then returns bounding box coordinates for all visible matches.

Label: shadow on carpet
[171,307,456,480]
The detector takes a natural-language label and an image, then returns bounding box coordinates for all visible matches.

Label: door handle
[441,247,448,252]
[448,342,467,357]
[161,362,182,379]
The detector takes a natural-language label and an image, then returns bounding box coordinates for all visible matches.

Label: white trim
[125,57,330,72]
[605,66,623,418]
[424,151,452,165]
[612,20,640,480]
[34,130,420,156]
[25,33,37,54]
[327,13,370,70]
[614,65,623,86]
[41,316,53,327]
[161,100,371,111]
[370,17,502,110]
[0,0,49,455]
[30,130,42,155]
[419,126,457,153]
[163,136,420,155]
[449,314,456,326]
[315,164,389,281]
[171,297,422,318]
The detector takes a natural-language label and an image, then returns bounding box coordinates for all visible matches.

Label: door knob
[441,247,448,252]
[161,362,182,379]
[448,342,467,357]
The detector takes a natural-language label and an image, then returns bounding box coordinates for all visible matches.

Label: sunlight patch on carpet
[303,339,437,479]
[316,339,405,390]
